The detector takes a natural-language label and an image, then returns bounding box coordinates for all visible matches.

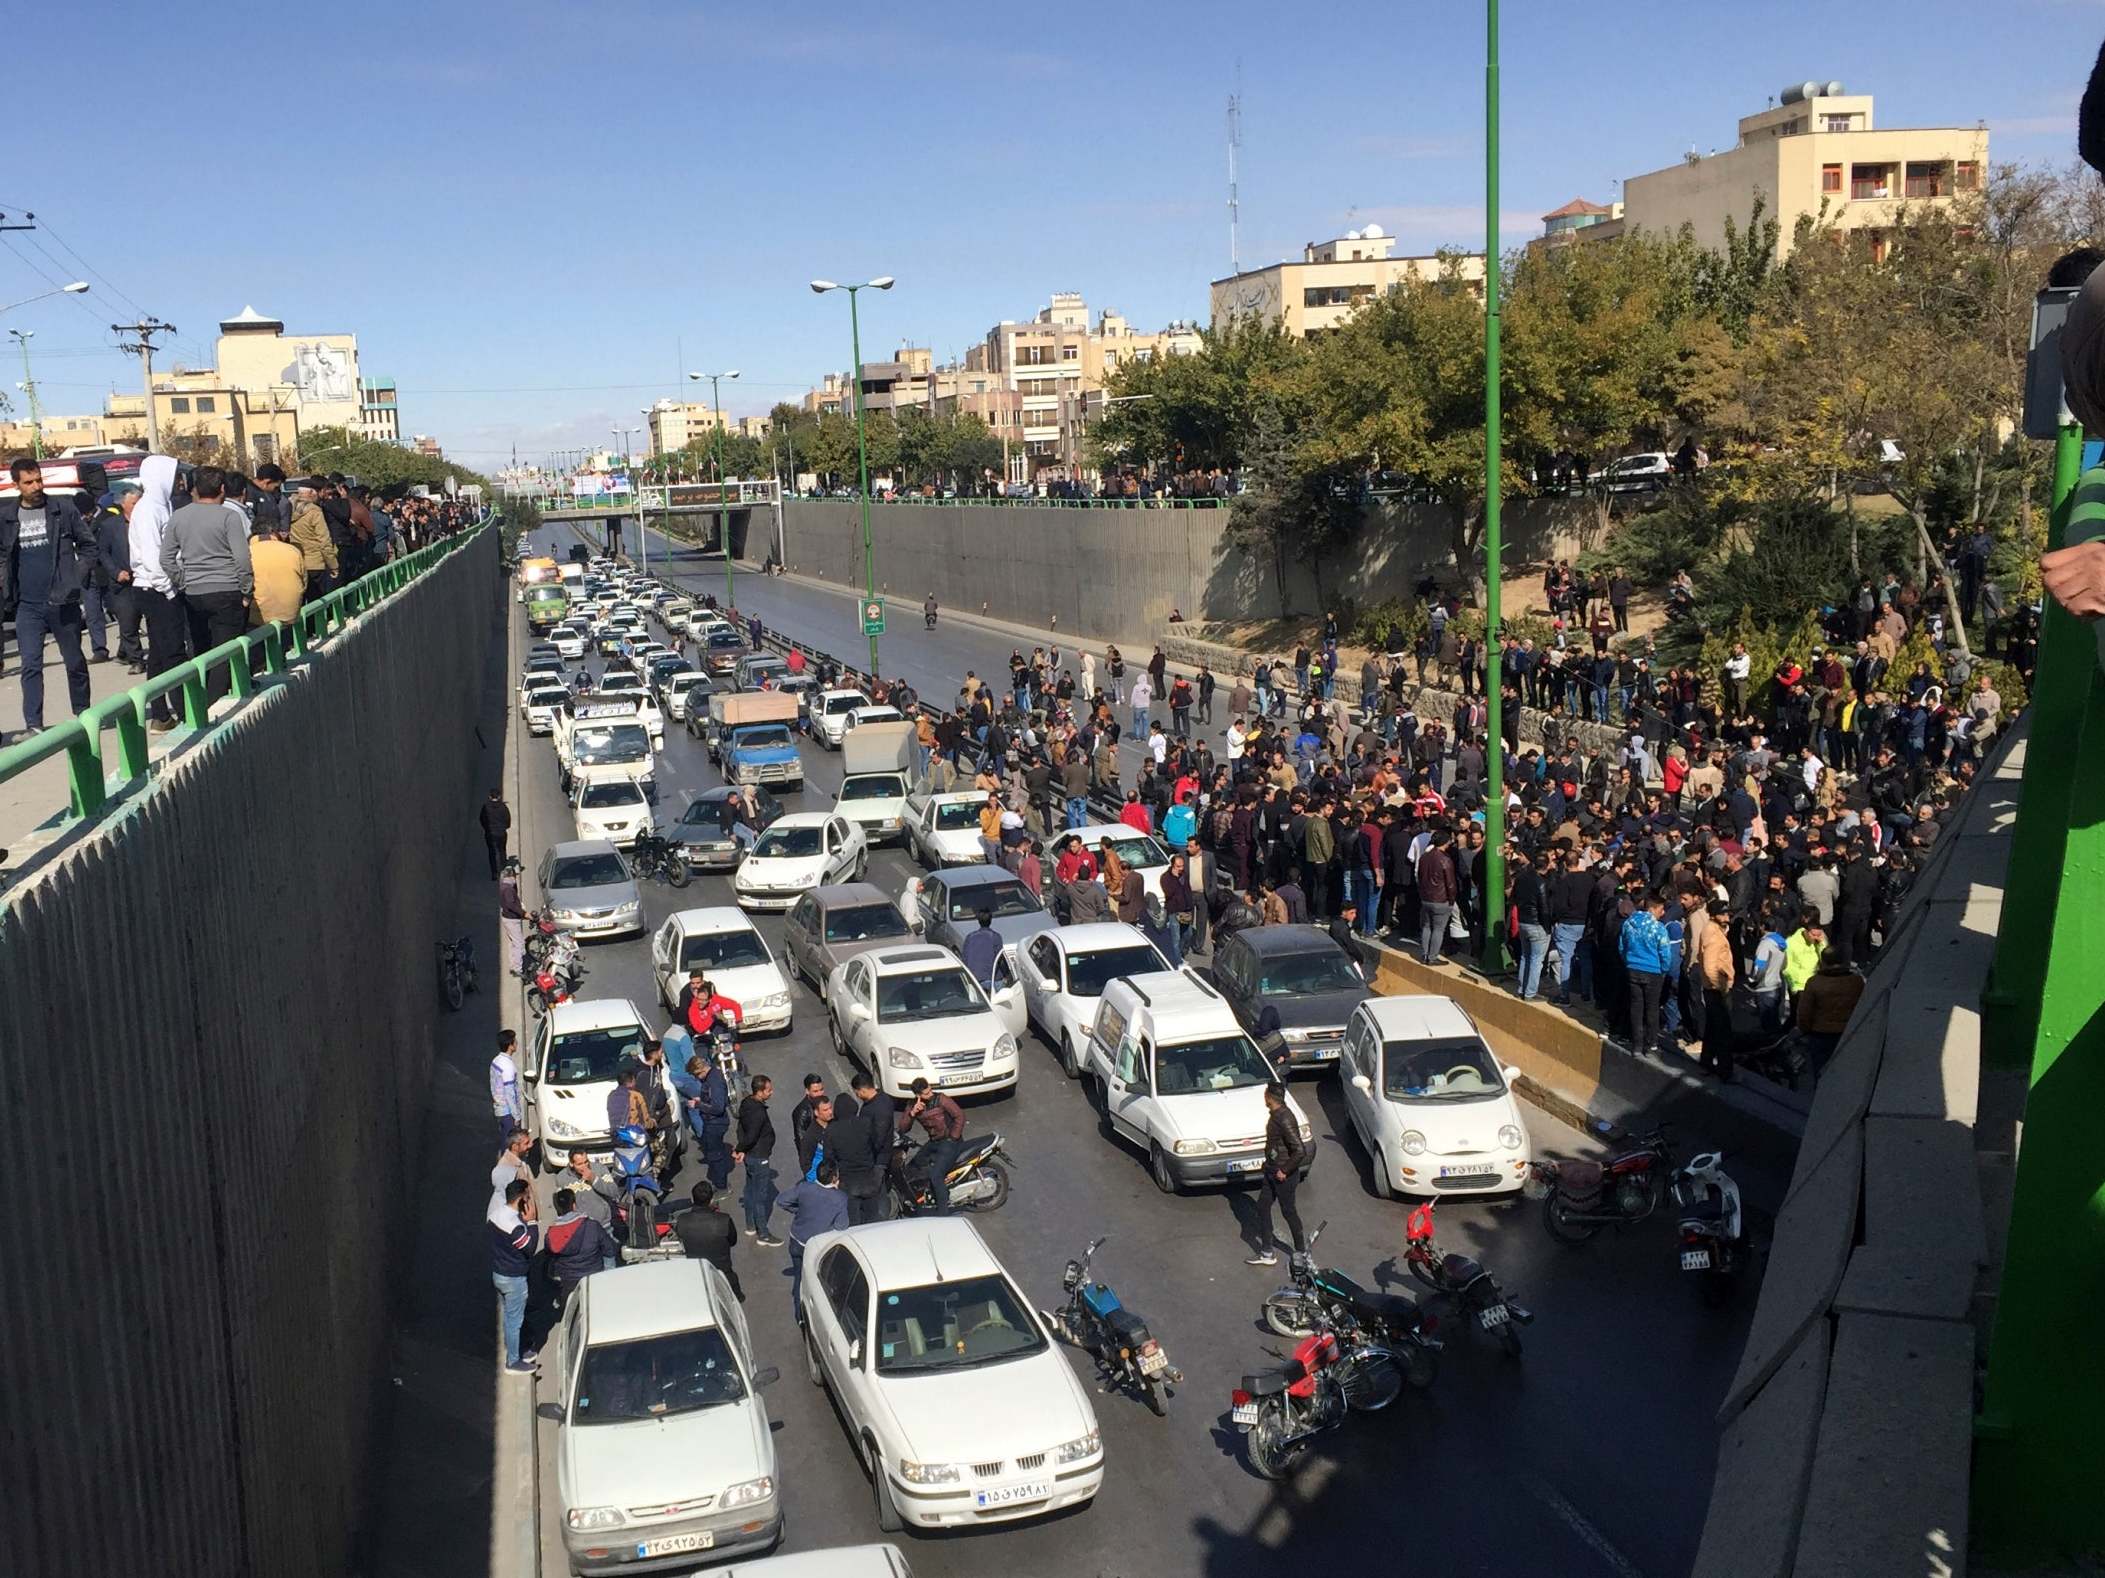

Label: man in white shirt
[1225,718,1247,762]
[1148,720,1168,767]
[1722,643,1753,714]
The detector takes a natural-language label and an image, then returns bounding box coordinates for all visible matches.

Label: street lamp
[0,281,87,317]
[689,369,741,608]
[811,276,894,674]
[1479,0,1509,975]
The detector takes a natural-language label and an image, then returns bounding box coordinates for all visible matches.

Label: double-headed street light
[811,276,894,675]
[689,369,741,607]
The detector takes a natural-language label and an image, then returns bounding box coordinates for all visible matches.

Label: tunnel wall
[0,530,500,1578]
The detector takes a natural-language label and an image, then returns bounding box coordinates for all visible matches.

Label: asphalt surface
[518,525,1783,1578]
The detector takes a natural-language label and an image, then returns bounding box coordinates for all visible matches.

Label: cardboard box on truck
[842,719,914,776]
[708,690,801,727]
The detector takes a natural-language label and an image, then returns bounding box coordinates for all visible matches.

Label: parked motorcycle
[522,906,569,967]
[1259,1222,1440,1393]
[437,935,479,1012]
[1525,1122,1681,1244]
[1230,1316,1405,1479]
[629,828,693,888]
[1041,1236,1183,1416]
[1401,1201,1532,1358]
[1672,1150,1748,1307]
[887,1132,1012,1215]
[1737,1027,1812,1090]
[522,949,586,1018]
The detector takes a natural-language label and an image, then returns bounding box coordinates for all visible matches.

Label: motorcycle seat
[1243,1360,1304,1396]
[1318,1271,1422,1326]
[1439,1253,1484,1284]
[1681,1199,1729,1224]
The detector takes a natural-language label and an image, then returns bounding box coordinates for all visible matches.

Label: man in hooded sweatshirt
[126,454,187,731]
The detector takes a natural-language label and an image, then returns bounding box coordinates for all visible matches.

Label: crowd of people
[0,452,479,745]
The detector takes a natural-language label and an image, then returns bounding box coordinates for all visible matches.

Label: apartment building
[1620,83,1987,258]
[359,379,400,444]
[1210,228,1487,338]
[648,399,729,454]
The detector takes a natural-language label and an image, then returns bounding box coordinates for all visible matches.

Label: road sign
[862,600,885,637]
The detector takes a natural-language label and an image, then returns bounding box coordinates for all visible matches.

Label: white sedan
[733,812,869,912]
[808,688,872,747]
[1339,996,1533,1199]
[573,779,652,847]
[551,625,589,659]
[524,684,570,737]
[905,791,993,868]
[825,944,1019,1098]
[1003,923,1170,1078]
[800,1217,1102,1532]
[650,906,794,1034]
[1066,824,1172,906]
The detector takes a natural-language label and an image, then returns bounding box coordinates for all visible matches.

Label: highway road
[515,525,1787,1578]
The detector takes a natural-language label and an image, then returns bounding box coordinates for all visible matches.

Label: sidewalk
[0,639,156,859]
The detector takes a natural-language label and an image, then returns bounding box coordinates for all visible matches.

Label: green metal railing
[0,525,490,826]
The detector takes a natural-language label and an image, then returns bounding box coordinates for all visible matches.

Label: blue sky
[2,0,2086,469]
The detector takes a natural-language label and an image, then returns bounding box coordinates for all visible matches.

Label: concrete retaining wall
[0,532,501,1578]
[776,494,1606,645]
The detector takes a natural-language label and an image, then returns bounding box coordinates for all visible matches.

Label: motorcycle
[522,948,586,1018]
[1525,1122,1681,1245]
[886,1132,1012,1215]
[1737,1026,1813,1090]
[629,828,693,889]
[1230,1316,1406,1480]
[1259,1222,1440,1393]
[437,935,479,1012]
[1401,1201,1532,1358]
[1672,1150,1748,1307]
[1040,1236,1183,1416]
[522,906,570,967]
[609,1125,670,1259]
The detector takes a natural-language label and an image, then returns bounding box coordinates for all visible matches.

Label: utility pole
[1479,0,1509,975]
[10,329,41,458]
[112,318,176,452]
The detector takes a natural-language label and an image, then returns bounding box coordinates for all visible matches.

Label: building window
[1059,345,1078,361]
[1824,114,1852,133]
[169,397,190,414]
[1956,161,1981,191]
[1904,161,1947,199]
[1822,163,1842,193]
[1850,164,1892,201]
[195,396,216,414]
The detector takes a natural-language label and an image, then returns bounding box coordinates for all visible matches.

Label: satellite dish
[1346,229,1362,241]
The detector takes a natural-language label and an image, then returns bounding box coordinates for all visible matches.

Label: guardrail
[0,525,491,825]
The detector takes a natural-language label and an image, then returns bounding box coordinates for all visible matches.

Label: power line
[0,232,109,332]
[22,215,150,321]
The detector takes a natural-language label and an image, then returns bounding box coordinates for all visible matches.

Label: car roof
[581,1259,725,1346]
[547,838,622,860]
[939,864,1020,889]
[813,882,892,907]
[1053,922,1154,953]
[668,905,759,936]
[821,687,869,701]
[1360,994,1480,1040]
[1103,969,1234,1023]
[913,790,986,806]
[546,995,647,1033]
[1237,923,1348,956]
[528,684,568,698]
[865,944,966,973]
[771,811,835,829]
[836,1217,1001,1287]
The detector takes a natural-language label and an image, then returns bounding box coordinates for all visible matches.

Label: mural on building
[282,341,358,405]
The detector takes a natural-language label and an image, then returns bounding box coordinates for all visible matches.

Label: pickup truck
[832,719,916,846]
[706,691,805,790]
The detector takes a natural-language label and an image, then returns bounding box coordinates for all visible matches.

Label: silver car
[537,839,643,940]
[778,882,915,1000]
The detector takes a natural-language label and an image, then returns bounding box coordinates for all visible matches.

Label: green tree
[1088,317,1305,474]
[292,425,490,490]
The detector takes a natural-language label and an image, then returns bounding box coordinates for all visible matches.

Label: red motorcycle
[1402,1201,1532,1358]
[1229,1316,1401,1480]
[1526,1122,1678,1245]
[521,950,586,1018]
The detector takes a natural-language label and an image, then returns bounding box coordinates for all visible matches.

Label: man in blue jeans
[0,457,99,743]
[487,1178,540,1374]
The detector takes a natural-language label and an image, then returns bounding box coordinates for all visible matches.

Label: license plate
[1139,1348,1170,1376]
[1680,1249,1712,1271]
[638,1531,714,1557]
[974,1481,1049,1509]
[1231,1402,1260,1427]
[1439,1166,1496,1180]
[1478,1305,1510,1329]
[1226,1158,1263,1174]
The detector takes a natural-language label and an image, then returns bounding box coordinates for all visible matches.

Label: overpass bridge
[524,479,784,565]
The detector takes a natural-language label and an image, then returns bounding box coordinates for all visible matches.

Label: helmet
[501,856,524,875]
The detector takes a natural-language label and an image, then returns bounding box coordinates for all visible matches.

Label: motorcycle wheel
[1341,1352,1404,1412]
[664,856,691,890]
[1262,1291,1317,1340]
[1246,1398,1302,1481]
[1142,1373,1168,1417]
[972,1162,1011,1213]
[1543,1191,1604,1245]
[1403,1258,1443,1295]
[1498,1322,1525,1360]
[1403,1340,1440,1391]
[442,967,465,1014]
[526,985,550,1018]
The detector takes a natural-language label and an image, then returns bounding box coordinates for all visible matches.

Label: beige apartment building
[1620,84,1987,258]
[104,379,303,467]
[647,399,730,454]
[0,412,119,455]
[1210,228,1487,338]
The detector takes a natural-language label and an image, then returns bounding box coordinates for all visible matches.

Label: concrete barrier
[0,531,501,1578]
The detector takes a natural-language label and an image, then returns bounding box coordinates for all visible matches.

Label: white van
[1083,970,1309,1194]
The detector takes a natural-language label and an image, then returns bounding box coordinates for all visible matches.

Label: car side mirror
[1504,1065,1523,1085]
[1351,1074,1372,1095]
[848,1339,864,1368]
[849,1000,872,1020]
[536,1402,564,1422]
[751,1365,781,1389]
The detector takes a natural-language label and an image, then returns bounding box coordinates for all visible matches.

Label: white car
[528,996,650,1166]
[664,671,713,723]
[1083,971,1310,1194]
[520,662,565,712]
[573,778,653,847]
[552,624,589,659]
[904,792,992,868]
[628,641,673,680]
[554,1258,783,1573]
[1339,996,1532,1199]
[799,1218,1102,1532]
[825,944,1020,1099]
[650,907,794,1034]
[688,611,735,640]
[998,923,1170,1078]
[809,688,872,748]
[525,684,570,736]
[1067,823,1171,906]
[843,704,905,736]
[734,812,869,912]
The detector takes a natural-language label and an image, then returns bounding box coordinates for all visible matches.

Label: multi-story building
[735,415,772,441]
[802,373,848,418]
[358,379,400,443]
[412,434,443,458]
[1619,83,1988,259]
[647,399,729,454]
[1532,198,1625,252]
[1209,229,1487,338]
[0,412,120,454]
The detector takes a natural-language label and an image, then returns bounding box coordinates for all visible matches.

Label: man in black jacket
[92,481,145,670]
[831,1072,894,1225]
[1834,840,1879,968]
[0,457,99,740]
[732,1074,782,1245]
[1245,1081,1310,1266]
[673,1183,744,1300]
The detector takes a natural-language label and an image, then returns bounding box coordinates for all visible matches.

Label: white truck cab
[556,696,657,796]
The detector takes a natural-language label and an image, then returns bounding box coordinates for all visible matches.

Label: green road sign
[862,600,885,637]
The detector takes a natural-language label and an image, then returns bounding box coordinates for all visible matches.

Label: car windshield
[873,1273,1047,1373]
[707,632,743,649]
[945,881,1037,921]
[572,1328,746,1424]
[932,801,983,831]
[577,783,644,809]
[826,694,868,714]
[824,903,909,944]
[754,825,823,859]
[672,677,707,693]
[876,967,986,1022]
[1383,1036,1507,1101]
[1064,943,1168,997]
[737,725,793,749]
[1154,1034,1275,1094]
[546,1023,644,1085]
[1258,949,1365,995]
[679,929,771,970]
[574,725,649,764]
[838,775,904,801]
[677,797,730,826]
[529,689,567,706]
[549,853,630,888]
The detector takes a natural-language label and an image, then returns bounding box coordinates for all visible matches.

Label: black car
[670,785,785,870]
[1210,924,1372,1073]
